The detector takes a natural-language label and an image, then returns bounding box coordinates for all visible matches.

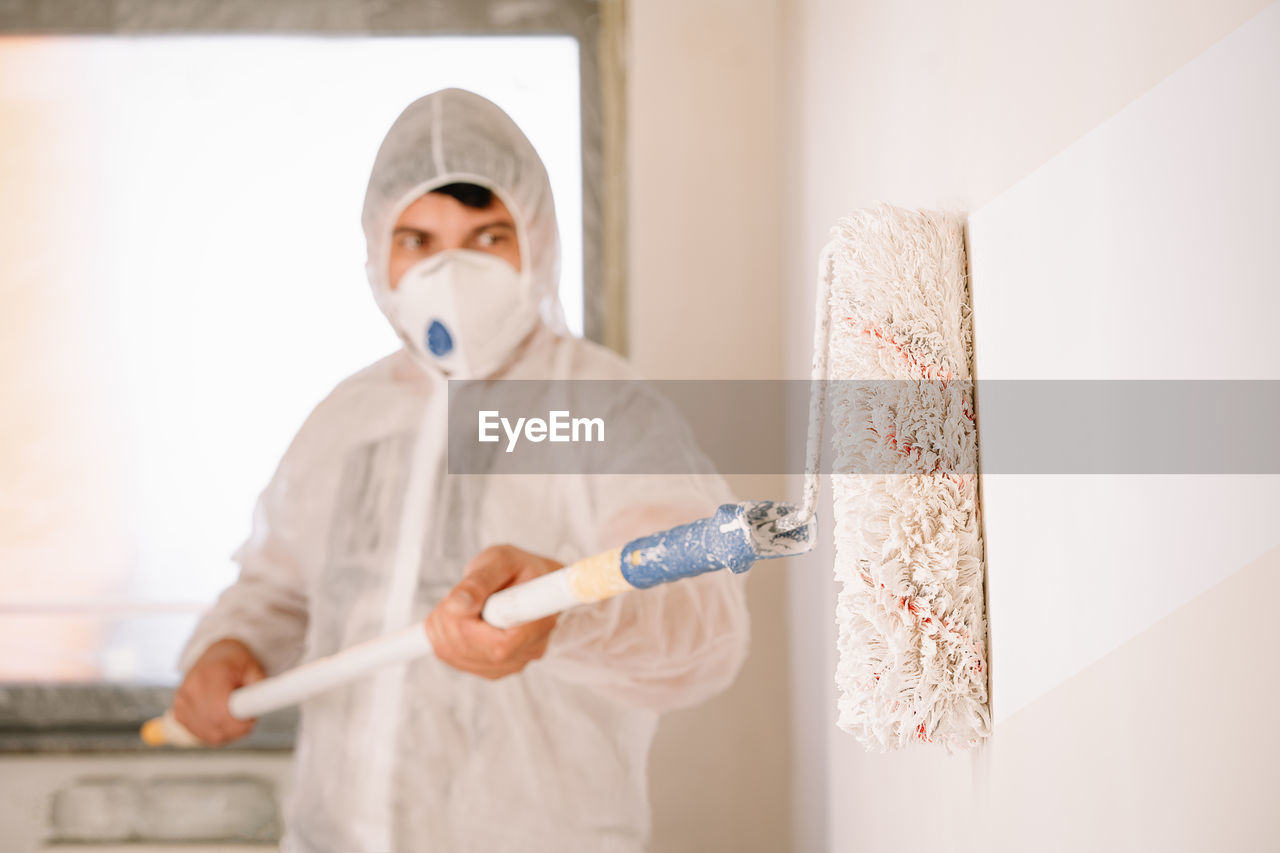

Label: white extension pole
[229,624,432,719]
[231,562,594,719]
[143,548,629,747]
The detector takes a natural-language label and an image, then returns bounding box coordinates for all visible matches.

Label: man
[174,88,749,852]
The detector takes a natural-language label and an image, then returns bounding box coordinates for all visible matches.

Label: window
[0,35,584,683]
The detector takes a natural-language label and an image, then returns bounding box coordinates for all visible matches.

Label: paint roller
[817,204,991,750]
[773,204,990,750]
[142,500,816,746]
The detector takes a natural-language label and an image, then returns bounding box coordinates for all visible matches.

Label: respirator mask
[380,249,539,379]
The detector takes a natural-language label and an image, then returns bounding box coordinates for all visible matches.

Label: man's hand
[173,638,265,745]
[425,544,562,679]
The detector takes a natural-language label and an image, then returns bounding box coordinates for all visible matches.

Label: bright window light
[0,35,582,682]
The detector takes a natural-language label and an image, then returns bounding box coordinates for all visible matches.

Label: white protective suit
[179,88,751,853]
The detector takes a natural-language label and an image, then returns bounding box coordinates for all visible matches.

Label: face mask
[380,250,539,379]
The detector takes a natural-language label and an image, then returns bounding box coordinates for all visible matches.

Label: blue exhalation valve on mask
[426,320,454,357]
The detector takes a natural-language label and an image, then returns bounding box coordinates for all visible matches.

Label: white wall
[781,0,1280,850]
[970,2,1280,720]
[626,2,791,852]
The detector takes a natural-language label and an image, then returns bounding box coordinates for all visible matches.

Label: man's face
[388,192,522,289]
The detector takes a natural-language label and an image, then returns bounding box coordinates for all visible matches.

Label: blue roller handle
[620,504,759,589]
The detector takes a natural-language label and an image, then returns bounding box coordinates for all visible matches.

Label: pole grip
[620,504,757,588]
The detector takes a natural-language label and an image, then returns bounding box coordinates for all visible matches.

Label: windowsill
[0,683,296,753]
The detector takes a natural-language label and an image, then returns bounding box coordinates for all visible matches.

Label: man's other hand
[173,638,265,745]
[425,544,562,679]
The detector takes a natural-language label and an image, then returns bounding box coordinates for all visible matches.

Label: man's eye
[396,233,424,249]
[477,231,505,248]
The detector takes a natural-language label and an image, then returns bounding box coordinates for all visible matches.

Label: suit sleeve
[537,383,752,712]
